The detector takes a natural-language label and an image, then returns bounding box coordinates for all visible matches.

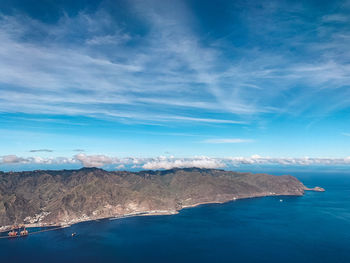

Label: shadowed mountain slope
[0,168,307,227]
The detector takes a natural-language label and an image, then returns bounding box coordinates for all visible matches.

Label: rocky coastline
[0,168,324,232]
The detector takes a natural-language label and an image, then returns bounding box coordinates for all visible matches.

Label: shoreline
[0,191,312,234]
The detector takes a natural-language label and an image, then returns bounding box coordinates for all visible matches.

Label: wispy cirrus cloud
[1,0,350,128]
[322,14,348,23]
[202,138,254,144]
[73,149,85,152]
[0,7,247,125]
[29,149,53,153]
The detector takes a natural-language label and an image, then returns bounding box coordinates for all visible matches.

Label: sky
[1,0,350,171]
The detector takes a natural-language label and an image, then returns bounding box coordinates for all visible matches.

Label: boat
[7,225,29,238]
[8,225,18,237]
[8,230,18,237]
[20,228,28,236]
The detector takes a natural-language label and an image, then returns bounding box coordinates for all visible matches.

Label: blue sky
[0,0,350,170]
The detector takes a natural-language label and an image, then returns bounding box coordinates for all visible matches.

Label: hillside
[0,168,314,228]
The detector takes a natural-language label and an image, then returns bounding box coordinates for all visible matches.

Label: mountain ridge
[0,168,322,230]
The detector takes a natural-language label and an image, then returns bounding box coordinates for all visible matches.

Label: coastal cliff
[0,168,320,229]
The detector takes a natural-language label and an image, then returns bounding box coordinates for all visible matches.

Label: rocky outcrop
[0,168,314,228]
[304,186,325,192]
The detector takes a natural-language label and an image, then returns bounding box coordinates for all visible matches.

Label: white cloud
[2,154,350,169]
[1,155,26,164]
[203,138,253,144]
[1,2,350,126]
[0,10,247,125]
[167,116,246,124]
[141,156,226,170]
[116,164,125,170]
[0,155,76,165]
[74,154,115,167]
[86,33,131,45]
[322,14,348,23]
[226,155,350,166]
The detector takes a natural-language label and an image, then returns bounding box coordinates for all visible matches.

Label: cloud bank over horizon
[1,154,350,171]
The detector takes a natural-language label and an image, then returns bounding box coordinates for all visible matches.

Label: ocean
[1,171,350,263]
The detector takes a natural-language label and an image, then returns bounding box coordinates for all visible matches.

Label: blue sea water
[1,171,350,263]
